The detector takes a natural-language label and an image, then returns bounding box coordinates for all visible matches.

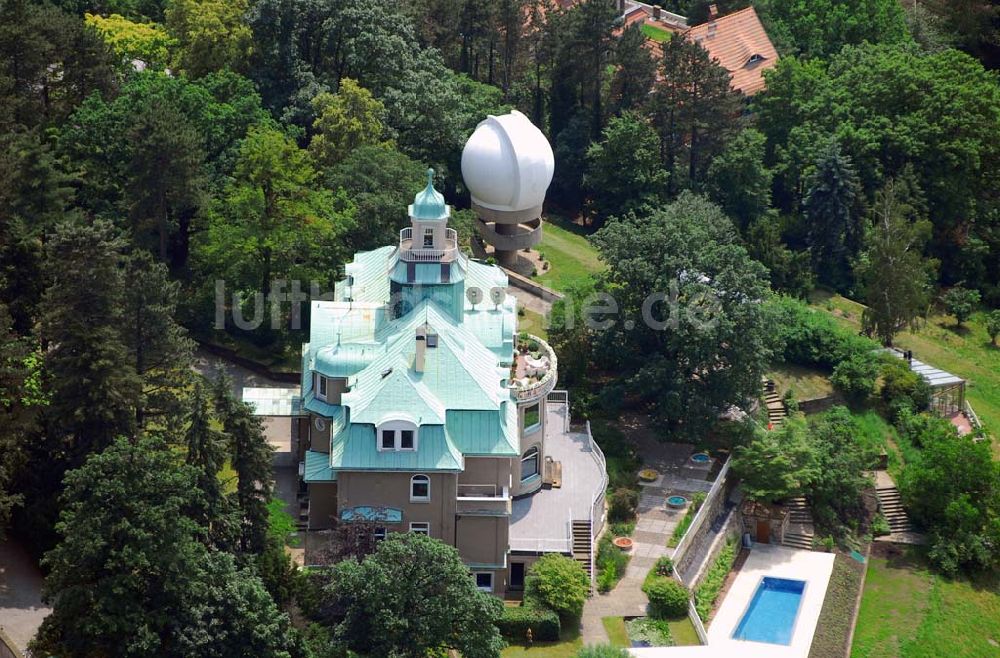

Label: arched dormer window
[410,474,430,502]
[378,419,418,451]
[521,447,539,482]
[747,54,764,65]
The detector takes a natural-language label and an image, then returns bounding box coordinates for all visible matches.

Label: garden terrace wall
[672,458,734,583]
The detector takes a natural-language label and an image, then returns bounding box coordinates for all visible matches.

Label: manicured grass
[641,22,672,42]
[501,626,582,657]
[519,308,549,340]
[851,546,1000,658]
[535,217,603,293]
[810,290,999,451]
[767,362,836,401]
[602,616,630,648]
[667,616,701,646]
[809,552,866,658]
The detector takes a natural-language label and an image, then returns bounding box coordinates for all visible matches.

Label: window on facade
[410,474,430,501]
[523,403,540,431]
[474,572,494,592]
[521,447,539,482]
[373,527,387,542]
[381,430,396,450]
[423,228,434,248]
[315,374,328,400]
[400,429,415,450]
[409,522,430,536]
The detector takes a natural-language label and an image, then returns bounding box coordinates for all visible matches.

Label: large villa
[275,111,607,597]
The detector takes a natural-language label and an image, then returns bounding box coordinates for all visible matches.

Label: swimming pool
[732,577,805,645]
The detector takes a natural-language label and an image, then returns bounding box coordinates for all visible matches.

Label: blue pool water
[690,452,710,463]
[732,577,805,645]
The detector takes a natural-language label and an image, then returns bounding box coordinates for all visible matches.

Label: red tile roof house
[618,2,779,96]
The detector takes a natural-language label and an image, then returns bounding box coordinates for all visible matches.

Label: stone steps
[571,520,593,582]
[876,486,914,533]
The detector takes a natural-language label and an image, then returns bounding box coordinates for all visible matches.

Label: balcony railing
[398,227,459,262]
[456,484,511,516]
[510,334,559,402]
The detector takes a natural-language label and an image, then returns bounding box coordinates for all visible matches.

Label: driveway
[0,539,49,651]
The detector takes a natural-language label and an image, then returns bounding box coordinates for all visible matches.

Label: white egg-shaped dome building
[461,111,554,268]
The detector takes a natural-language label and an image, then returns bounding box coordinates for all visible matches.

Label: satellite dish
[489,287,505,308]
[466,286,483,307]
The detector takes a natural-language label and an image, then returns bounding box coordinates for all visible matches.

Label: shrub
[576,645,631,658]
[831,352,880,402]
[986,309,1000,346]
[941,285,980,327]
[525,554,590,619]
[596,535,630,593]
[642,576,689,618]
[608,487,639,523]
[694,539,738,620]
[879,359,931,420]
[497,603,561,642]
[767,296,877,369]
[653,556,674,577]
[871,513,890,536]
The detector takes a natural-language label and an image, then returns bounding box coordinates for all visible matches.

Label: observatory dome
[461,110,554,213]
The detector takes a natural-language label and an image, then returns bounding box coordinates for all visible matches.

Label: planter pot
[613,537,634,551]
[638,469,659,483]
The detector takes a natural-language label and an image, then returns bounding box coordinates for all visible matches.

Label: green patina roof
[409,168,449,220]
[304,450,337,482]
[330,423,462,472]
[346,358,446,425]
[446,405,518,457]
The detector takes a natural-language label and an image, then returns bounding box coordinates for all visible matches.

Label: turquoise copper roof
[330,423,462,472]
[409,168,449,220]
[446,405,518,457]
[304,450,337,482]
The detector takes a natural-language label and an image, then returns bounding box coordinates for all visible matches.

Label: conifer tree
[803,140,863,290]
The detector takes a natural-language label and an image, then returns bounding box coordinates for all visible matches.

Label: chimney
[708,3,718,18]
[652,4,661,19]
[415,327,427,373]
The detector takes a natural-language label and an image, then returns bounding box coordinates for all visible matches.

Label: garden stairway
[763,380,787,429]
[571,520,593,586]
[782,497,815,550]
[876,485,914,534]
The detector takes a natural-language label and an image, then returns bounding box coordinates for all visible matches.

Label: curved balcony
[398,227,459,262]
[510,333,558,403]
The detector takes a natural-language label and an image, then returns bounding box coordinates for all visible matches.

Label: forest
[1,0,1000,656]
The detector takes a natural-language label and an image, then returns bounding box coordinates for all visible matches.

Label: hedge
[642,575,689,619]
[498,603,561,642]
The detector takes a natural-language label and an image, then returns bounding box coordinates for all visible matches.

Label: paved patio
[510,403,605,552]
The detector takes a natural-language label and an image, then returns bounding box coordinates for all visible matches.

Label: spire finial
[426,168,435,188]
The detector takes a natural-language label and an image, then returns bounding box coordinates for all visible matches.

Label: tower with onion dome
[461,111,555,268]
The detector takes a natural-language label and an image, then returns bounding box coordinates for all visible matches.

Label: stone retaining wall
[502,268,565,303]
[673,459,733,583]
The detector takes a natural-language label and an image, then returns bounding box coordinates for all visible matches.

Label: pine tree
[127,102,206,264]
[214,376,274,555]
[41,220,138,459]
[858,177,936,345]
[185,381,237,548]
[803,140,863,290]
[121,251,195,432]
[609,22,656,115]
[652,36,742,194]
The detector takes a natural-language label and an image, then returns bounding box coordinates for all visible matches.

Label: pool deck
[707,544,835,656]
[629,544,834,658]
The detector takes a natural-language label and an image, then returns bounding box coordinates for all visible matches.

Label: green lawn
[810,290,999,449]
[501,627,582,657]
[767,362,836,402]
[851,547,1000,658]
[535,217,603,293]
[641,22,672,42]
[602,616,630,647]
[667,616,701,646]
[519,308,548,340]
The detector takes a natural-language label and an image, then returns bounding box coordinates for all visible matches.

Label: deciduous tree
[941,285,981,328]
[308,79,389,169]
[323,533,505,658]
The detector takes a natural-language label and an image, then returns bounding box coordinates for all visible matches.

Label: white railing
[688,599,710,644]
[397,227,459,262]
[547,390,570,432]
[964,400,983,431]
[511,334,559,402]
[584,419,608,590]
[672,457,731,569]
